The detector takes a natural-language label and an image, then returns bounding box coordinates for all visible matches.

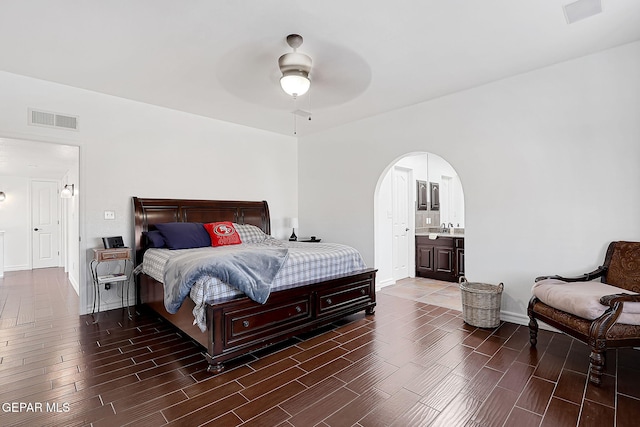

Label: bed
[133,197,377,373]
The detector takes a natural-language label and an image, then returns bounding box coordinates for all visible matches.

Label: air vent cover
[563,0,602,24]
[28,108,79,131]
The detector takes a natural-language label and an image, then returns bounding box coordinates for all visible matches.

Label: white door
[392,167,411,280]
[31,180,60,269]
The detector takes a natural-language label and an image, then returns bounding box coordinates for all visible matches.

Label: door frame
[0,133,83,306]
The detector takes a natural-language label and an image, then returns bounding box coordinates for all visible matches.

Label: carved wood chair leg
[588,349,605,385]
[528,316,539,347]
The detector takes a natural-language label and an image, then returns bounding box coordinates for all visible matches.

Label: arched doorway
[374,152,465,309]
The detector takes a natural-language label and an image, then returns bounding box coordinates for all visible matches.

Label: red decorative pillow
[203,222,242,247]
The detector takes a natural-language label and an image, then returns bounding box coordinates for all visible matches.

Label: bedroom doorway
[374,152,465,290]
[0,137,80,293]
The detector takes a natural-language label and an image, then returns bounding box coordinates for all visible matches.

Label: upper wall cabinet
[430,182,440,211]
[417,180,428,211]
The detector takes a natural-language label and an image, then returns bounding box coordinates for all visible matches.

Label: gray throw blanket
[163,246,289,313]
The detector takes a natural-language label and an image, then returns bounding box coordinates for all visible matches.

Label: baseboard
[88,285,135,314]
[69,275,79,295]
[4,264,30,272]
[86,298,135,314]
[99,300,133,311]
[500,310,529,327]
[500,309,561,333]
[376,278,396,291]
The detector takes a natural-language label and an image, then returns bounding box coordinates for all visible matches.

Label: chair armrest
[535,266,607,283]
[599,293,640,307]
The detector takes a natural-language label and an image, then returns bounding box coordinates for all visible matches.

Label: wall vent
[28,108,79,131]
[563,0,602,24]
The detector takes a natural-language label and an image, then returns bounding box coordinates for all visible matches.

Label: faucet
[441,223,447,232]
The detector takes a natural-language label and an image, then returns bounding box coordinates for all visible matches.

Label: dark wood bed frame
[133,197,377,373]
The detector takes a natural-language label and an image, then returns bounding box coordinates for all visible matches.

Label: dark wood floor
[1,269,639,426]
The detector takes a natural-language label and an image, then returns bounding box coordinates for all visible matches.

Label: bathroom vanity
[415,234,464,282]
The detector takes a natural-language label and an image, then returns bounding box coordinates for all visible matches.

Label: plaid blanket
[163,245,289,314]
[142,237,367,331]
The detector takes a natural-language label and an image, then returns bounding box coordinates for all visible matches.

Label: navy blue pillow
[143,230,165,248]
[154,222,211,250]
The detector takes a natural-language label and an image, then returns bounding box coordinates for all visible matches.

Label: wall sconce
[60,184,74,199]
[0,191,5,201]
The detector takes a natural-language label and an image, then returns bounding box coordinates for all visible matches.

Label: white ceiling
[0,138,79,179]
[1,0,639,142]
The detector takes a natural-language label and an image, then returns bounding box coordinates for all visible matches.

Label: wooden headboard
[132,197,271,266]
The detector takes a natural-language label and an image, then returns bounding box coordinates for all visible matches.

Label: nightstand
[90,248,133,314]
[298,236,321,243]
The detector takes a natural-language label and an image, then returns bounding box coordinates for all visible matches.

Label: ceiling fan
[215,33,370,120]
[278,34,312,98]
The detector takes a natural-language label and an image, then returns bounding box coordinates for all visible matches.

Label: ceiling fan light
[280,71,310,97]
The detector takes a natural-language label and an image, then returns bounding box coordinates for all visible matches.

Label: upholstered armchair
[528,241,640,385]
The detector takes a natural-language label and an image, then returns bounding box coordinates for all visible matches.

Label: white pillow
[233,223,267,243]
[532,279,640,325]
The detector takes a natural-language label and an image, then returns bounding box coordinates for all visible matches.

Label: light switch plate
[104,211,115,220]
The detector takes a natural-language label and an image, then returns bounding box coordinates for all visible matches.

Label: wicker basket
[459,277,503,328]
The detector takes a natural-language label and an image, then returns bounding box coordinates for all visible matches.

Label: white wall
[0,71,298,314]
[299,41,640,324]
[62,168,80,293]
[427,153,465,227]
[375,168,394,286]
[396,154,428,183]
[0,176,30,271]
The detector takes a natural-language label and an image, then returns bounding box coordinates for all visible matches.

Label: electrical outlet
[426,217,432,224]
[104,210,115,220]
